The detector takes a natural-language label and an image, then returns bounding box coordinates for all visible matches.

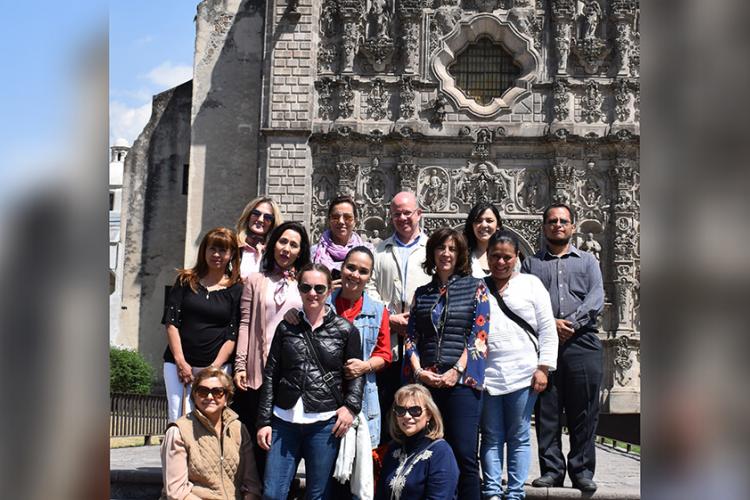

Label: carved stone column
[610,0,637,76]
[398,0,424,74]
[551,0,576,75]
[339,0,366,73]
[396,152,419,192]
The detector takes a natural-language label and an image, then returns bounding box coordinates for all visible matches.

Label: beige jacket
[369,232,431,359]
[160,408,261,500]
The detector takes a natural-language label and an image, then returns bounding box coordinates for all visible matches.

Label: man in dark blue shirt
[522,203,604,493]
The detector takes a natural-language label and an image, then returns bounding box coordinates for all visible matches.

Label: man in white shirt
[370,191,431,443]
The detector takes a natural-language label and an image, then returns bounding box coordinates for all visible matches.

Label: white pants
[163,362,231,422]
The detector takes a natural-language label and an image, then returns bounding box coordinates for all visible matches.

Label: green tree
[110,346,154,394]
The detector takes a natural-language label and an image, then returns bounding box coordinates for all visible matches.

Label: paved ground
[111,429,640,499]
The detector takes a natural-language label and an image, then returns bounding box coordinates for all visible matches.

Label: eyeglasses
[298,283,328,294]
[329,213,355,223]
[393,405,424,418]
[343,263,371,276]
[194,386,227,399]
[250,209,275,223]
[545,218,571,226]
[391,210,416,219]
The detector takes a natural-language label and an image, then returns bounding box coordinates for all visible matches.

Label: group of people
[158,191,604,500]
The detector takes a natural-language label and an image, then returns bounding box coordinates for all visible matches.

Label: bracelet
[452,363,465,375]
[367,360,373,373]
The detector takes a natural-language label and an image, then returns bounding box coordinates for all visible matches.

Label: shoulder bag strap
[300,325,345,407]
[483,276,539,354]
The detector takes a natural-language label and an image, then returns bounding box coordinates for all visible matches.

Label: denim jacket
[329,289,384,448]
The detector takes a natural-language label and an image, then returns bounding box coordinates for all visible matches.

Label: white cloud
[109,101,152,145]
[143,61,192,89]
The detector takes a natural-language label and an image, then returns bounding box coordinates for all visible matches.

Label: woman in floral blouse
[404,227,490,500]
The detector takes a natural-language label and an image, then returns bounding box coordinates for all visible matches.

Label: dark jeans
[376,361,403,443]
[535,331,604,482]
[430,384,483,500]
[231,387,267,480]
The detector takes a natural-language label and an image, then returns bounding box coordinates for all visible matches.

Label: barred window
[447,37,521,106]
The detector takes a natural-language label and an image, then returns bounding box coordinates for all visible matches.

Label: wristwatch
[452,363,465,375]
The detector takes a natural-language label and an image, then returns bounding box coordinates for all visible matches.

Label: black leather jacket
[257,307,364,428]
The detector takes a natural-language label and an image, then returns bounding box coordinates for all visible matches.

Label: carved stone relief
[418,167,450,212]
[361,0,395,71]
[336,158,360,197]
[613,335,634,385]
[339,0,366,73]
[580,80,604,123]
[452,161,509,207]
[517,169,548,212]
[367,78,390,120]
[614,79,631,122]
[399,76,416,120]
[315,78,335,120]
[552,78,570,121]
[548,158,575,205]
[338,77,355,118]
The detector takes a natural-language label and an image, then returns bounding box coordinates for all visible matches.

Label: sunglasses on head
[194,386,227,399]
[393,405,424,418]
[298,283,328,294]
[250,208,275,223]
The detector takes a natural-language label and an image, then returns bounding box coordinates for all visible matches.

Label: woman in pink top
[232,221,311,480]
[235,197,283,279]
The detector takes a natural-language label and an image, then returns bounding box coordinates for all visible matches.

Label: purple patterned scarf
[312,230,373,272]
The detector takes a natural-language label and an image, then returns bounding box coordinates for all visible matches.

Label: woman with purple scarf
[311,195,374,284]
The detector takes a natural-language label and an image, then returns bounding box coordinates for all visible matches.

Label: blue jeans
[430,384,483,500]
[262,416,340,500]
[480,387,538,500]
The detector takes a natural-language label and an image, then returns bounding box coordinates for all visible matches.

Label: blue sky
[110,1,199,146]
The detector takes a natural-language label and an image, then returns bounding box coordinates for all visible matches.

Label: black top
[161,280,242,367]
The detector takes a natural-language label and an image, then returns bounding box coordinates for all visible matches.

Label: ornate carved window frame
[431,13,541,118]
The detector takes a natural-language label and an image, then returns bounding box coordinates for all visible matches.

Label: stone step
[111,433,640,499]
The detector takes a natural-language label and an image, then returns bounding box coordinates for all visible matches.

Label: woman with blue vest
[404,227,490,500]
[286,245,391,447]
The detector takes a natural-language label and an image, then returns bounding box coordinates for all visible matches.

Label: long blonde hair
[388,384,445,444]
[236,197,283,247]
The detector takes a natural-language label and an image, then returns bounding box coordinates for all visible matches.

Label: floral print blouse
[403,280,490,389]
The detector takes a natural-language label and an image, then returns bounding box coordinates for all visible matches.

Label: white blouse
[484,273,558,396]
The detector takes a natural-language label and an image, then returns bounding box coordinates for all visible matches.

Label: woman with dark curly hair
[403,227,490,500]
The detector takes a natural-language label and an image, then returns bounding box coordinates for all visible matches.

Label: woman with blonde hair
[160,367,261,500]
[236,196,283,278]
[161,227,242,422]
[376,384,458,500]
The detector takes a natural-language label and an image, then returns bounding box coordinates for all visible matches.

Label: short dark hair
[297,262,333,290]
[463,202,503,252]
[261,221,311,274]
[487,229,520,255]
[343,245,375,267]
[423,228,470,276]
[328,195,358,219]
[542,203,575,224]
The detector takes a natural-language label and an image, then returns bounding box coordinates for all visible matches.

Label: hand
[440,367,460,388]
[331,279,342,290]
[257,426,273,451]
[283,308,301,325]
[344,359,369,379]
[234,370,248,391]
[332,406,355,438]
[177,361,193,384]
[555,319,575,343]
[417,369,442,388]
[390,312,410,337]
[531,367,549,393]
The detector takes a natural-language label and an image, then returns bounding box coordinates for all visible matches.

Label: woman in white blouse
[480,230,558,500]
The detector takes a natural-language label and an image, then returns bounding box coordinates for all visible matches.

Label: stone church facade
[121,0,639,414]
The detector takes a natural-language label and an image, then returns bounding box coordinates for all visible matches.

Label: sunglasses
[329,213,355,223]
[298,283,328,294]
[194,386,227,399]
[393,405,424,418]
[545,218,570,226]
[250,209,275,223]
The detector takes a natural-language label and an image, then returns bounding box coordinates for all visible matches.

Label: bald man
[370,191,431,443]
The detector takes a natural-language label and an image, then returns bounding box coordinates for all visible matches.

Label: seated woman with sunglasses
[375,384,458,500]
[235,197,283,279]
[233,221,310,479]
[256,263,364,500]
[311,195,373,284]
[160,367,261,500]
[404,228,490,500]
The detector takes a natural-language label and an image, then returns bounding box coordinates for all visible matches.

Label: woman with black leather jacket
[256,263,364,500]
[404,228,490,500]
